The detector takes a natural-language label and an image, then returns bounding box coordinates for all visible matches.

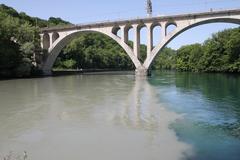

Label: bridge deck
[41,9,240,32]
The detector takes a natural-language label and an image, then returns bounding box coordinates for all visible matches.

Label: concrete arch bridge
[40,9,240,76]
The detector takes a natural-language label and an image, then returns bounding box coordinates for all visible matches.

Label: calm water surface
[0,71,240,160]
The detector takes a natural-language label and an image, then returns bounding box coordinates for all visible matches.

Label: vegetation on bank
[0,4,70,78]
[152,28,240,72]
[0,4,240,78]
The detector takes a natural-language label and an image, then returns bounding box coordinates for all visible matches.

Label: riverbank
[0,70,134,81]
[52,69,134,76]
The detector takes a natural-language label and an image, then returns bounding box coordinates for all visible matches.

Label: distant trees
[175,28,240,72]
[153,47,176,70]
[47,17,70,27]
[152,27,240,73]
[176,44,203,72]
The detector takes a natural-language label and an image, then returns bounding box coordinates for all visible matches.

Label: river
[0,71,240,160]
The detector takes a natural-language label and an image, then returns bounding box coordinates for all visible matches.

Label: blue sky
[1,0,240,49]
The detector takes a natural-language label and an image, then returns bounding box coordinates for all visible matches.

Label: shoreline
[1,70,239,81]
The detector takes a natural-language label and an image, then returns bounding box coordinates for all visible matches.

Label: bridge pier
[42,70,52,76]
[135,68,151,76]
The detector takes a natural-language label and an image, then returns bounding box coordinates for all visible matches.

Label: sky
[1,0,240,49]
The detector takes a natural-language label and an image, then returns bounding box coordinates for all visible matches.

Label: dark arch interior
[52,32,60,43]
[53,32,135,71]
[112,26,121,37]
[43,33,50,49]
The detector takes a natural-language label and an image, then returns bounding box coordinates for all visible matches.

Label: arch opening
[166,23,177,36]
[52,32,60,44]
[112,26,121,38]
[117,29,121,38]
[44,30,136,72]
[126,26,134,47]
[152,24,162,47]
[139,25,147,63]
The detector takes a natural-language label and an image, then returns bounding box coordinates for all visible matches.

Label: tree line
[0,4,240,78]
[155,28,240,72]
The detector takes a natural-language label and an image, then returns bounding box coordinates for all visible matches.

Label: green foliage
[0,39,22,77]
[153,47,176,70]
[14,58,32,77]
[48,17,70,27]
[154,27,240,73]
[200,28,240,72]
[62,59,77,69]
[0,4,70,78]
[20,42,35,56]
[176,44,203,72]
[53,33,135,70]
[0,5,39,77]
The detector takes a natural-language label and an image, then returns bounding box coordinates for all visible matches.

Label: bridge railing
[41,8,240,32]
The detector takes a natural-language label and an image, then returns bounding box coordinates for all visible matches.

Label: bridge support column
[49,33,53,48]
[161,22,166,38]
[146,23,153,59]
[120,25,128,43]
[133,24,140,59]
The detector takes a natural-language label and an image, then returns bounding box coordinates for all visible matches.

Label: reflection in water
[0,75,192,160]
[107,77,193,159]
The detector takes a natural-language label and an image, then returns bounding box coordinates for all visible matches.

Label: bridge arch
[144,17,240,69]
[42,29,142,74]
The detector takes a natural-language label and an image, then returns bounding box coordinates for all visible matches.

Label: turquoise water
[149,71,240,160]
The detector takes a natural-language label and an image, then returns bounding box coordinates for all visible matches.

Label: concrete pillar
[40,34,44,49]
[49,33,53,48]
[42,33,50,50]
[132,24,140,59]
[161,22,166,38]
[120,25,128,43]
[146,23,153,59]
